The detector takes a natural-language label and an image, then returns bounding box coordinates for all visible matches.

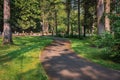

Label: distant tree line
[0,0,120,45]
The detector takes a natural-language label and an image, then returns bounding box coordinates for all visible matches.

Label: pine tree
[2,0,13,44]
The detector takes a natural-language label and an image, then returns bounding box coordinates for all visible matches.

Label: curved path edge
[40,37,120,80]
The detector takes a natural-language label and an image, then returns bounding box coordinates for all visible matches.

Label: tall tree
[66,0,71,36]
[78,0,81,38]
[54,6,58,36]
[83,0,87,37]
[97,0,105,35]
[0,0,3,33]
[2,0,13,44]
[105,0,110,32]
[40,0,51,35]
[50,1,59,36]
[81,0,96,37]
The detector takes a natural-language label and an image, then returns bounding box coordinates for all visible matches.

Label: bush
[109,14,120,63]
[90,14,120,63]
[91,32,120,63]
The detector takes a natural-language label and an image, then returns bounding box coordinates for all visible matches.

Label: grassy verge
[70,38,120,70]
[0,36,52,80]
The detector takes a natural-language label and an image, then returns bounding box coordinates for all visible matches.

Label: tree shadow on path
[41,38,120,80]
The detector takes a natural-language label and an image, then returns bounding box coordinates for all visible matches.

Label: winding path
[40,38,120,80]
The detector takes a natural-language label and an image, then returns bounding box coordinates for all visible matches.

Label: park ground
[0,36,120,80]
[0,36,52,80]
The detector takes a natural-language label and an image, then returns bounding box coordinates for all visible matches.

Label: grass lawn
[0,36,52,80]
[70,38,120,70]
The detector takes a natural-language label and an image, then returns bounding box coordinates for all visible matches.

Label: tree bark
[66,10,70,36]
[66,0,71,36]
[105,0,110,32]
[83,1,87,37]
[55,10,58,36]
[42,19,44,36]
[78,0,81,38]
[97,0,105,35]
[2,0,13,45]
[71,23,73,36]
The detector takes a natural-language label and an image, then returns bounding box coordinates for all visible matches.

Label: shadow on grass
[42,53,120,80]
[0,36,52,80]
[0,44,39,64]
[17,63,48,80]
[70,38,120,70]
[41,38,120,80]
[0,36,52,64]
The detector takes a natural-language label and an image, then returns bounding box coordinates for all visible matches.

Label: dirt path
[40,38,120,80]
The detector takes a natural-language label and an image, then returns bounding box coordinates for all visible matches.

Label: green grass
[70,38,120,70]
[0,36,52,80]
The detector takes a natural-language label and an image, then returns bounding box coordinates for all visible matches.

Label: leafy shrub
[91,32,120,63]
[109,14,120,63]
[91,14,120,63]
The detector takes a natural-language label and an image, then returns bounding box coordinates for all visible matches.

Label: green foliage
[89,12,120,63]
[81,0,97,32]
[1,0,97,35]
[91,32,114,48]
[0,36,52,80]
[108,14,120,62]
[11,0,41,31]
[110,14,120,38]
[57,25,66,33]
[71,38,120,70]
[91,31,120,63]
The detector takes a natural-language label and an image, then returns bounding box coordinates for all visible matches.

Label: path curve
[40,38,120,80]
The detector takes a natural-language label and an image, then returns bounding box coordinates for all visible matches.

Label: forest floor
[0,36,52,80]
[41,37,120,80]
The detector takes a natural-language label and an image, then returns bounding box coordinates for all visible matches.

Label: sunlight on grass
[70,38,120,70]
[0,36,52,80]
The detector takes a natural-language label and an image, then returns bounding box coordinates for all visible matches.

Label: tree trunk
[42,12,45,36]
[2,0,13,45]
[66,10,70,36]
[71,23,73,36]
[55,10,58,36]
[78,0,81,38]
[105,0,110,32]
[97,0,105,35]
[83,1,87,37]
[42,20,44,36]
[66,0,71,36]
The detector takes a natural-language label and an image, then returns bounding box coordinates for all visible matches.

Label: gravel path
[40,38,120,80]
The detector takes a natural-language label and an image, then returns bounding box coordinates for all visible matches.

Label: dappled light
[41,38,120,80]
[0,36,52,80]
[0,0,120,80]
[71,38,120,70]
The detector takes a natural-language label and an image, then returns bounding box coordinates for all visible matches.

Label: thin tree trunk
[71,23,73,36]
[78,0,81,38]
[55,10,58,36]
[3,0,13,45]
[97,0,105,35]
[66,0,71,36]
[67,11,70,36]
[41,0,44,36]
[83,1,87,37]
[105,0,110,32]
